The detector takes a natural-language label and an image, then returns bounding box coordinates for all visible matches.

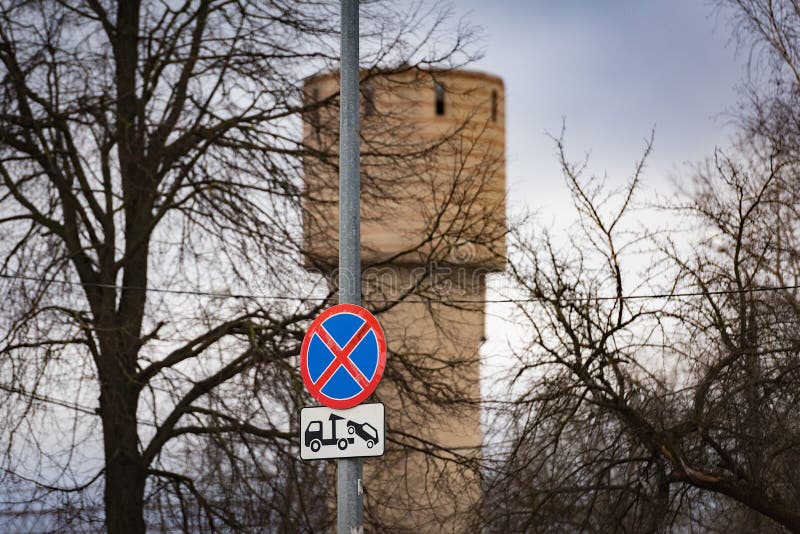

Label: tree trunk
[101,379,146,534]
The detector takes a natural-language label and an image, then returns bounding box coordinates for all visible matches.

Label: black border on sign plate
[299,402,386,461]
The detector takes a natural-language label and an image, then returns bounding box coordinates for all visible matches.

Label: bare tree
[486,131,800,532]
[0,1,488,532]
[483,2,800,531]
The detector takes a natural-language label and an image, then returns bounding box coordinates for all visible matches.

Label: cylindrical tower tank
[302,69,506,532]
[303,69,505,271]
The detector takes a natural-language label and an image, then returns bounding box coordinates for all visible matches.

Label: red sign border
[300,303,387,409]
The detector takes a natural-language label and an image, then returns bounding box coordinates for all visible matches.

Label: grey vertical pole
[338,0,363,533]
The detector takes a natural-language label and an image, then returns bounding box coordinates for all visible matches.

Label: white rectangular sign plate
[300,402,385,460]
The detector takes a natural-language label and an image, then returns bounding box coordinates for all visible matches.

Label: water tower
[303,68,506,532]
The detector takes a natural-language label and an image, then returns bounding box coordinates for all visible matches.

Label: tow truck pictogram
[299,403,384,460]
[304,414,380,451]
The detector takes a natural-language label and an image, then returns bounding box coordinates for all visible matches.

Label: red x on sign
[300,304,386,409]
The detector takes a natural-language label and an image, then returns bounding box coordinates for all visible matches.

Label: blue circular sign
[300,304,387,409]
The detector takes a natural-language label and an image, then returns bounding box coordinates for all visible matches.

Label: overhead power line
[1,272,799,305]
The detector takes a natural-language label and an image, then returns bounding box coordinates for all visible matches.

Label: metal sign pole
[337,0,363,533]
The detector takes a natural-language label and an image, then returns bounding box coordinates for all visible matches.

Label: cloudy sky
[447,1,752,387]
[456,0,747,219]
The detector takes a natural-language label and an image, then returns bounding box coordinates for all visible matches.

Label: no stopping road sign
[300,304,386,409]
